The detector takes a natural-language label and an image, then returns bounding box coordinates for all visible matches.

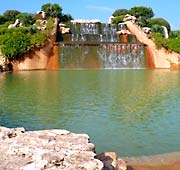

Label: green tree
[60,14,73,22]
[0,15,7,25]
[111,15,125,24]
[41,3,62,18]
[151,24,164,35]
[3,10,21,22]
[129,6,154,19]
[16,13,36,26]
[148,18,171,32]
[112,9,129,17]
[137,16,148,27]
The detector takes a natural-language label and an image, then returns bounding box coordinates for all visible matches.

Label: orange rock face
[125,21,180,69]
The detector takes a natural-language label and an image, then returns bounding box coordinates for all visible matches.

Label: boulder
[96,152,127,170]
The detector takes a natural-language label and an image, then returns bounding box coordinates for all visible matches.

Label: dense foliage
[0,18,54,59]
[129,6,154,19]
[0,15,7,25]
[149,32,180,53]
[0,28,31,58]
[112,15,125,24]
[16,13,36,26]
[0,3,73,59]
[3,10,21,22]
[148,18,171,32]
[112,9,129,17]
[41,3,62,18]
[112,6,154,25]
[111,6,180,53]
[41,3,73,22]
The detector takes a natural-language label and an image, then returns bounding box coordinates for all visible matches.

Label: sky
[0,0,179,30]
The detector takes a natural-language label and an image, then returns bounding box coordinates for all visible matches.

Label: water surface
[0,69,180,156]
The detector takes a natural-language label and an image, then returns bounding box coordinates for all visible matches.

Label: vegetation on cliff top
[0,4,180,59]
[0,3,72,60]
[112,6,180,53]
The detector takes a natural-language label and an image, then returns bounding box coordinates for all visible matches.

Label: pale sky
[0,0,179,30]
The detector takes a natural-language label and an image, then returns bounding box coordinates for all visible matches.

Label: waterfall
[59,20,146,69]
[59,43,145,69]
[161,26,169,39]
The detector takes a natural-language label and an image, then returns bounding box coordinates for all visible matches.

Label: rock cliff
[13,18,59,71]
[125,21,180,69]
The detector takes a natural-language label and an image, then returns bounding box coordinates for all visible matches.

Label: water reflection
[0,69,180,156]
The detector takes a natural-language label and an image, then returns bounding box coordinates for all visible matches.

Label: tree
[60,14,73,22]
[112,9,129,17]
[137,16,148,27]
[129,6,154,19]
[41,3,62,18]
[16,13,36,26]
[3,10,21,22]
[0,15,7,25]
[148,18,171,32]
[111,15,125,24]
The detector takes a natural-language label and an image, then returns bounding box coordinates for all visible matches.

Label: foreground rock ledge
[0,126,127,170]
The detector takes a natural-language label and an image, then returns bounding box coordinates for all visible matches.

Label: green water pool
[0,69,180,156]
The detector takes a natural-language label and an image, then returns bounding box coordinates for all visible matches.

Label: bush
[149,32,180,53]
[16,13,36,26]
[0,19,54,59]
[0,28,31,58]
[149,33,168,49]
[167,36,180,53]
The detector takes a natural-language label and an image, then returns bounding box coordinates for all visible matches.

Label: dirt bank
[124,152,180,170]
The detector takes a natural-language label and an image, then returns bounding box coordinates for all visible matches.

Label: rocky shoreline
[0,126,126,170]
[1,126,180,170]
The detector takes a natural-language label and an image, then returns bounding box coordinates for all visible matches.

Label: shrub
[16,13,36,26]
[149,32,180,53]
[167,36,180,53]
[0,28,31,59]
[149,33,168,49]
[0,19,54,59]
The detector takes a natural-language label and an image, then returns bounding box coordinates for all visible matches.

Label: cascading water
[161,26,169,39]
[59,20,146,69]
[98,44,145,68]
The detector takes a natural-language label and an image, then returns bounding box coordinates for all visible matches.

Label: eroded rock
[0,126,103,170]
